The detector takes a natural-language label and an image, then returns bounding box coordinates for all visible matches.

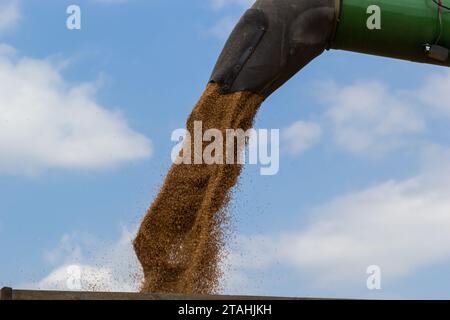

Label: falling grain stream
[134,83,264,294]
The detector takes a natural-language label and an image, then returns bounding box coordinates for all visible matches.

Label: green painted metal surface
[333,0,450,66]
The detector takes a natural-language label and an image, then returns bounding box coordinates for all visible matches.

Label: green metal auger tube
[332,0,450,66]
[210,0,450,99]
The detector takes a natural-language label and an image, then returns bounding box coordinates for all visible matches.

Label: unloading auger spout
[210,0,450,98]
[133,0,450,295]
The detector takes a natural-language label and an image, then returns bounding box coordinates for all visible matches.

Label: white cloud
[210,0,255,10]
[282,121,322,155]
[206,16,239,39]
[323,81,425,156]
[418,72,450,118]
[26,226,143,292]
[0,46,151,175]
[227,147,450,291]
[0,43,16,55]
[0,0,20,33]
[93,0,130,4]
[207,0,255,39]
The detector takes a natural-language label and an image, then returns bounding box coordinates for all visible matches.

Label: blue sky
[1,0,450,299]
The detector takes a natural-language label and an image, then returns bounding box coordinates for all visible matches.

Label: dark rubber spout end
[209,0,339,98]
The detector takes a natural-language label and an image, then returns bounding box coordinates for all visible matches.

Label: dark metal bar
[0,287,320,301]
